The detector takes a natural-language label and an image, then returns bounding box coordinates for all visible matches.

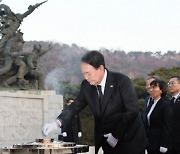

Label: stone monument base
[0,90,63,147]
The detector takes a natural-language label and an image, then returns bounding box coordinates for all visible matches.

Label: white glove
[160,147,168,153]
[42,121,58,136]
[104,133,118,148]
[78,132,82,137]
[62,132,67,137]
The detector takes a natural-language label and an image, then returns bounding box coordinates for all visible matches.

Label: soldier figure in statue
[2,43,52,89]
[23,43,52,89]
[1,31,30,87]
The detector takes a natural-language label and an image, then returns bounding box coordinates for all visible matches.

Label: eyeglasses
[167,81,179,86]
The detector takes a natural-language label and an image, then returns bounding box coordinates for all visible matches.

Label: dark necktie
[97,85,103,112]
[170,97,175,104]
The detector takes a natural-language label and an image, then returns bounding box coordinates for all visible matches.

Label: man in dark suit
[168,76,180,154]
[60,98,82,143]
[43,51,148,154]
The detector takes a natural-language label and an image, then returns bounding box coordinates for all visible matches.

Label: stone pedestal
[0,90,63,147]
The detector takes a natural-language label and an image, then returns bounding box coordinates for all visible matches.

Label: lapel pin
[110,85,113,88]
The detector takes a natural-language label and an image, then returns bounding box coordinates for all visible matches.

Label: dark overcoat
[146,97,172,151]
[171,95,180,152]
[61,114,81,143]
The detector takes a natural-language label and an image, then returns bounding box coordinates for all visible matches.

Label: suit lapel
[101,72,115,115]
[150,98,163,115]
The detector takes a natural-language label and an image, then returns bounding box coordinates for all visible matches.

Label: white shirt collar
[98,69,107,94]
[173,93,180,99]
[153,98,160,104]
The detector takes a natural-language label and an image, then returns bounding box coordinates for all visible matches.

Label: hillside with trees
[23,41,180,89]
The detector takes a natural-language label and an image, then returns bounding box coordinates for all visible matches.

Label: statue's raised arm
[22,1,48,19]
[38,43,52,57]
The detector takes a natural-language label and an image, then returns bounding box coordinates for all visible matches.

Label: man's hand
[62,132,67,137]
[160,147,168,153]
[104,133,118,148]
[78,132,82,137]
[42,121,59,136]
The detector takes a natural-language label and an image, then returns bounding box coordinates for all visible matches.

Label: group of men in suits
[144,76,180,154]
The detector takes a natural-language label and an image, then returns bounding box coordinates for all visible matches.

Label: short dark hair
[66,97,74,103]
[169,76,180,83]
[146,75,160,81]
[150,80,167,97]
[81,51,105,69]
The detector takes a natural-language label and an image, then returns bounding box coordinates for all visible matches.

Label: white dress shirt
[147,97,152,107]
[172,93,180,103]
[147,98,160,125]
[97,69,107,94]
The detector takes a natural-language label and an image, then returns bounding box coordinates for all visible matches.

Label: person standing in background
[59,98,82,143]
[146,80,172,154]
[168,76,180,154]
[143,76,159,122]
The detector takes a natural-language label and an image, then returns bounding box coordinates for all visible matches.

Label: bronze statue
[2,43,52,89]
[0,1,49,89]
[0,1,47,52]
[23,43,52,89]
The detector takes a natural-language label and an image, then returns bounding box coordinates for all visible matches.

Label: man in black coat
[43,51,148,154]
[168,76,180,154]
[60,98,82,143]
